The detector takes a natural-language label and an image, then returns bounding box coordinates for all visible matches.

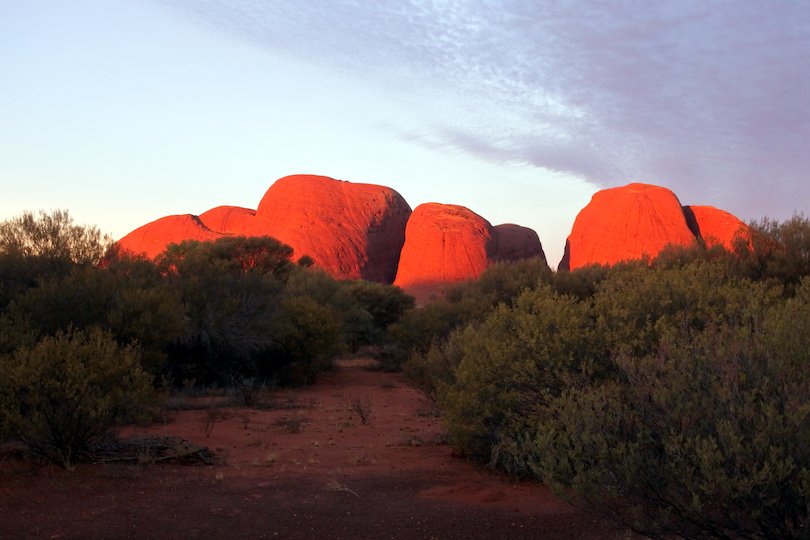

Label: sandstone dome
[493,223,547,264]
[254,175,412,282]
[394,203,496,300]
[559,183,696,271]
[117,214,223,259]
[198,206,259,235]
[116,175,412,282]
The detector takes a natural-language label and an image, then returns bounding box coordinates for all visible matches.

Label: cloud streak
[154,0,810,218]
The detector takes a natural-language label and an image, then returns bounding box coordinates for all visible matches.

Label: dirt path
[0,360,626,539]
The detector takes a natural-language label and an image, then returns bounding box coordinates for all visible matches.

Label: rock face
[393,203,496,300]
[117,215,223,259]
[254,175,412,282]
[559,183,696,271]
[559,183,751,271]
[116,175,412,282]
[683,205,750,250]
[198,206,258,235]
[493,224,546,263]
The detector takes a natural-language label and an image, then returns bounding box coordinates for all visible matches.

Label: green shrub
[271,295,342,384]
[531,319,810,539]
[438,285,607,470]
[159,238,289,385]
[592,261,782,357]
[403,329,466,400]
[7,263,185,374]
[389,258,553,369]
[745,214,810,287]
[345,280,414,346]
[0,328,155,469]
[435,265,808,537]
[0,209,112,265]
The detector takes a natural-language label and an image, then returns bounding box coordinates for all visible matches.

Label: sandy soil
[0,359,626,539]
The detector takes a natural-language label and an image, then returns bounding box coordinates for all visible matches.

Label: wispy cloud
[154,0,810,217]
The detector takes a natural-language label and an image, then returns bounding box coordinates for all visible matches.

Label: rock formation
[683,205,750,251]
[254,175,412,282]
[117,175,412,282]
[560,183,751,271]
[117,214,223,259]
[492,223,546,263]
[198,206,259,236]
[559,183,697,271]
[393,203,496,300]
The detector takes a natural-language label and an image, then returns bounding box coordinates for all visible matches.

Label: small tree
[0,209,112,264]
[0,328,154,469]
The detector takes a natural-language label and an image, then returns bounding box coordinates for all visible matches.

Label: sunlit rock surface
[117,214,223,259]
[394,203,496,301]
[254,175,412,282]
[683,205,751,250]
[559,183,696,271]
[117,175,411,282]
[198,206,259,236]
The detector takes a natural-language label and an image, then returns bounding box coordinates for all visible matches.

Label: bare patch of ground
[0,359,626,539]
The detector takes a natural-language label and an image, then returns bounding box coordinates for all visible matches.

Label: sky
[1,0,808,267]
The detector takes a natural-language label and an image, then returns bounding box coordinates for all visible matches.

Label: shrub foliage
[399,217,810,539]
[0,328,154,469]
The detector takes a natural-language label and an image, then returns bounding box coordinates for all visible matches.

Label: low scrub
[0,328,155,469]
[432,267,810,538]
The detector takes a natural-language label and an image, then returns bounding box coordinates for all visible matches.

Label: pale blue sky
[2,0,808,266]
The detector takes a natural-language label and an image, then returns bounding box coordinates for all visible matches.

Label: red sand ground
[0,360,626,539]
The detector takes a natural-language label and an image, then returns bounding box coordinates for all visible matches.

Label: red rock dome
[493,223,546,263]
[394,203,496,300]
[117,214,223,259]
[683,205,751,250]
[255,175,412,282]
[198,206,258,235]
[559,183,696,271]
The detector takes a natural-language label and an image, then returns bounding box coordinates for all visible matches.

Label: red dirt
[0,360,626,539]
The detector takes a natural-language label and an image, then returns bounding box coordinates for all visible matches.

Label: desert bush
[271,295,342,384]
[403,329,466,400]
[7,262,185,374]
[530,317,810,539]
[283,270,414,352]
[0,210,114,316]
[389,258,553,368]
[438,285,607,469]
[347,280,415,332]
[159,238,288,385]
[744,214,810,287]
[229,375,263,407]
[467,257,553,306]
[0,209,112,265]
[434,263,810,537]
[387,299,472,361]
[0,328,155,469]
[348,396,372,425]
[344,280,414,349]
[0,252,73,312]
[592,261,782,357]
[158,235,295,279]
